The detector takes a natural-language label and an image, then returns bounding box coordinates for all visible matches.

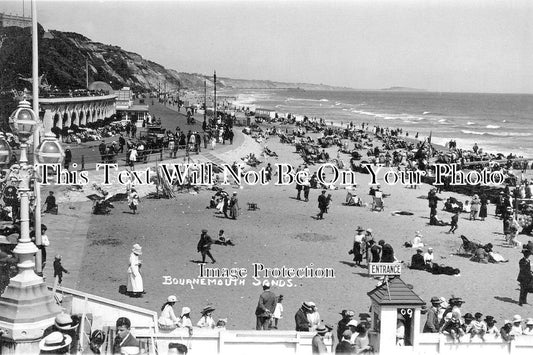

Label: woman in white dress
[127,244,144,297]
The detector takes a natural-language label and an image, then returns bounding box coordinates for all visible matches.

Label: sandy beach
[38,101,533,332]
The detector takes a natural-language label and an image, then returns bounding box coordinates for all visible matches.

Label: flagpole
[86,59,89,89]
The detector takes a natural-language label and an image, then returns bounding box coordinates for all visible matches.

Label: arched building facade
[39,94,116,131]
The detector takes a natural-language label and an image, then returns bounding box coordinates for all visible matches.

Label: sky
[1,0,533,94]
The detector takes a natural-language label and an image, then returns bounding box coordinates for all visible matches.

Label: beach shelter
[367,276,425,354]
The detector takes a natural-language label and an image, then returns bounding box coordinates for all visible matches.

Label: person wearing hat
[128,188,140,214]
[178,307,194,337]
[316,190,327,220]
[30,224,50,272]
[307,301,321,331]
[423,247,434,268]
[346,319,359,343]
[441,311,465,343]
[423,297,442,333]
[197,229,216,264]
[523,318,533,335]
[517,249,532,306]
[462,313,475,336]
[484,316,500,339]
[412,231,424,249]
[295,302,313,331]
[354,323,373,353]
[197,306,216,329]
[127,244,144,297]
[229,191,240,220]
[510,315,523,337]
[337,310,355,342]
[500,319,515,341]
[158,295,180,329]
[53,255,69,286]
[311,324,329,355]
[255,280,277,330]
[469,312,486,341]
[44,191,57,214]
[335,329,353,354]
[409,248,426,270]
[42,312,79,354]
[352,226,365,267]
[39,331,72,354]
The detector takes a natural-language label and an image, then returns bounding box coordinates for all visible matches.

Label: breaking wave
[461,130,531,137]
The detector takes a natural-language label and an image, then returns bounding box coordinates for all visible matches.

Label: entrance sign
[368,263,402,276]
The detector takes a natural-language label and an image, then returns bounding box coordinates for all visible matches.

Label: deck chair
[371,196,384,211]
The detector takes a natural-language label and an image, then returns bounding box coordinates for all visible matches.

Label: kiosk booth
[367,263,425,354]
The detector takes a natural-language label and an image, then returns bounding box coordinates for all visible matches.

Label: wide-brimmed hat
[416,248,423,253]
[302,302,313,311]
[316,324,328,334]
[39,332,72,351]
[430,296,442,304]
[463,313,474,320]
[450,297,465,305]
[366,228,373,233]
[167,295,177,303]
[356,226,365,232]
[54,313,78,331]
[132,244,142,255]
[181,307,191,317]
[347,320,358,327]
[201,306,215,314]
[484,316,496,323]
[526,318,533,326]
[513,314,522,323]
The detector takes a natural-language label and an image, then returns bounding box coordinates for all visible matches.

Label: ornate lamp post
[0,100,61,354]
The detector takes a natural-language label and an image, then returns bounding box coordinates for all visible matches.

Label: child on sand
[271,295,284,329]
[448,211,459,234]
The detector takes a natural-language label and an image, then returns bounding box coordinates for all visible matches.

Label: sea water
[232,90,533,158]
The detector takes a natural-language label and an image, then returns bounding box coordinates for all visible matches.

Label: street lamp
[0,100,61,351]
[35,132,65,164]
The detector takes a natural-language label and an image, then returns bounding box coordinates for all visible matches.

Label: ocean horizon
[230,89,533,159]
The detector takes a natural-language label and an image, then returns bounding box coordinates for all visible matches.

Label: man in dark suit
[112,317,139,354]
[295,302,312,331]
[335,330,353,354]
[423,297,442,333]
[317,190,327,220]
[255,281,277,330]
[518,249,532,306]
[197,229,216,264]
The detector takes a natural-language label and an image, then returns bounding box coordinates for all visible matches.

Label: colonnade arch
[40,96,117,132]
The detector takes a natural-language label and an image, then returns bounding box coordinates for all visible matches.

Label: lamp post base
[0,279,60,343]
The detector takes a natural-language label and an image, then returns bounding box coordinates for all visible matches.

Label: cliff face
[0,25,349,93]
